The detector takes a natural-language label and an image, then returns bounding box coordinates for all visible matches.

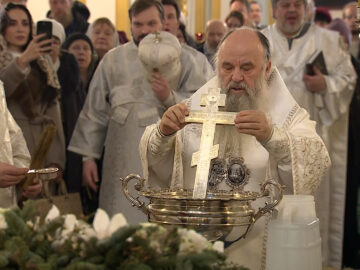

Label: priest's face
[273,0,306,37]
[217,29,270,111]
[131,5,163,46]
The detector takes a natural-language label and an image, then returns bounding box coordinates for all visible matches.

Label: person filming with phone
[0,3,66,185]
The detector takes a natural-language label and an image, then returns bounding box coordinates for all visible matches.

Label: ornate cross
[185,88,237,199]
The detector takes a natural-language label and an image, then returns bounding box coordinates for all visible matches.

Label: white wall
[27,0,116,25]
[86,0,115,24]
[27,1,48,22]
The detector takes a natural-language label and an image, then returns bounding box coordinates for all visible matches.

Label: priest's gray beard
[213,68,269,159]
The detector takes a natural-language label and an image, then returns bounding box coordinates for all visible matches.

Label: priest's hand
[303,66,327,93]
[159,103,189,136]
[151,72,171,102]
[82,160,99,192]
[0,162,28,188]
[234,110,272,143]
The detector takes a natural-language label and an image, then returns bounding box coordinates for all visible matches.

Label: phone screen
[36,21,52,53]
[36,21,52,39]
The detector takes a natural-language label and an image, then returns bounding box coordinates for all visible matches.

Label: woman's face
[4,8,30,52]
[68,39,92,70]
[226,17,242,30]
[176,28,185,44]
[91,23,115,54]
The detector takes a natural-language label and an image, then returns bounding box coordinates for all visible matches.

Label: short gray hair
[342,1,357,18]
[271,0,307,9]
[215,27,271,65]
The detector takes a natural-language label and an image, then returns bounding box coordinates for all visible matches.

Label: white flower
[77,220,96,242]
[212,241,224,253]
[61,214,77,238]
[0,212,7,230]
[92,208,127,240]
[178,228,211,255]
[45,205,60,223]
[51,214,78,248]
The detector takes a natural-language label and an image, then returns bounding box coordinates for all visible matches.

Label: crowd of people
[0,0,359,269]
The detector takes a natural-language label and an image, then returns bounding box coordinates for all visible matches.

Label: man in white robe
[161,0,215,74]
[0,81,41,208]
[140,28,330,270]
[68,0,213,223]
[262,0,357,267]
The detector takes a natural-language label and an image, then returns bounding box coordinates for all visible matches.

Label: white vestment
[262,23,357,268]
[68,41,214,223]
[0,81,30,208]
[140,68,330,270]
[181,43,214,76]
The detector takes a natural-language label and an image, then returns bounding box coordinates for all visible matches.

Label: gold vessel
[121,174,283,242]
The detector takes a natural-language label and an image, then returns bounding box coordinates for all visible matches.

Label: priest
[0,82,42,207]
[140,27,330,270]
[262,0,357,267]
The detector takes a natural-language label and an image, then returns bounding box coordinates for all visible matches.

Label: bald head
[217,27,270,64]
[343,2,358,34]
[205,19,226,50]
[216,28,271,103]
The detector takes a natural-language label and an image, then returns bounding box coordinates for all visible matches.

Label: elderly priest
[140,27,331,270]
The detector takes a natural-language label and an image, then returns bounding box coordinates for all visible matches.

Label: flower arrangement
[0,201,249,269]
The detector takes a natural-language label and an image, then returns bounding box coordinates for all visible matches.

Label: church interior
[0,0,359,269]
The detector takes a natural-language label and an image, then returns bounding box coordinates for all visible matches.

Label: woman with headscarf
[63,33,97,94]
[0,3,65,181]
[87,17,119,60]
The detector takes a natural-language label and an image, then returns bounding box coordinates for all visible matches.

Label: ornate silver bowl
[121,174,283,242]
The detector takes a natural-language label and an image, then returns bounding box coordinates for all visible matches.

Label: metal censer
[121,174,283,242]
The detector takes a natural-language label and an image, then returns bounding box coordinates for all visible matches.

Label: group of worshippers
[0,0,124,214]
[0,0,358,269]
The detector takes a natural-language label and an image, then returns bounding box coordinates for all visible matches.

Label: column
[211,0,221,19]
[195,0,205,34]
[116,0,130,37]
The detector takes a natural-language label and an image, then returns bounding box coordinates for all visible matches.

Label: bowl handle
[253,180,284,222]
[120,174,149,215]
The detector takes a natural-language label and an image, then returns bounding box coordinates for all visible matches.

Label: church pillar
[267,0,274,25]
[211,0,221,19]
[195,0,205,34]
[115,0,130,37]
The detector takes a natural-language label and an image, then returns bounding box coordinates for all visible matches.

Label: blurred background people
[63,33,97,92]
[343,2,359,59]
[0,3,65,181]
[176,22,187,44]
[263,0,356,267]
[48,0,89,37]
[161,0,213,78]
[229,0,250,26]
[314,6,332,28]
[249,1,266,29]
[87,17,118,60]
[225,10,245,30]
[196,19,225,69]
[62,32,99,215]
[45,19,87,201]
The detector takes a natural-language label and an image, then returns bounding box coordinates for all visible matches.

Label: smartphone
[36,21,52,52]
